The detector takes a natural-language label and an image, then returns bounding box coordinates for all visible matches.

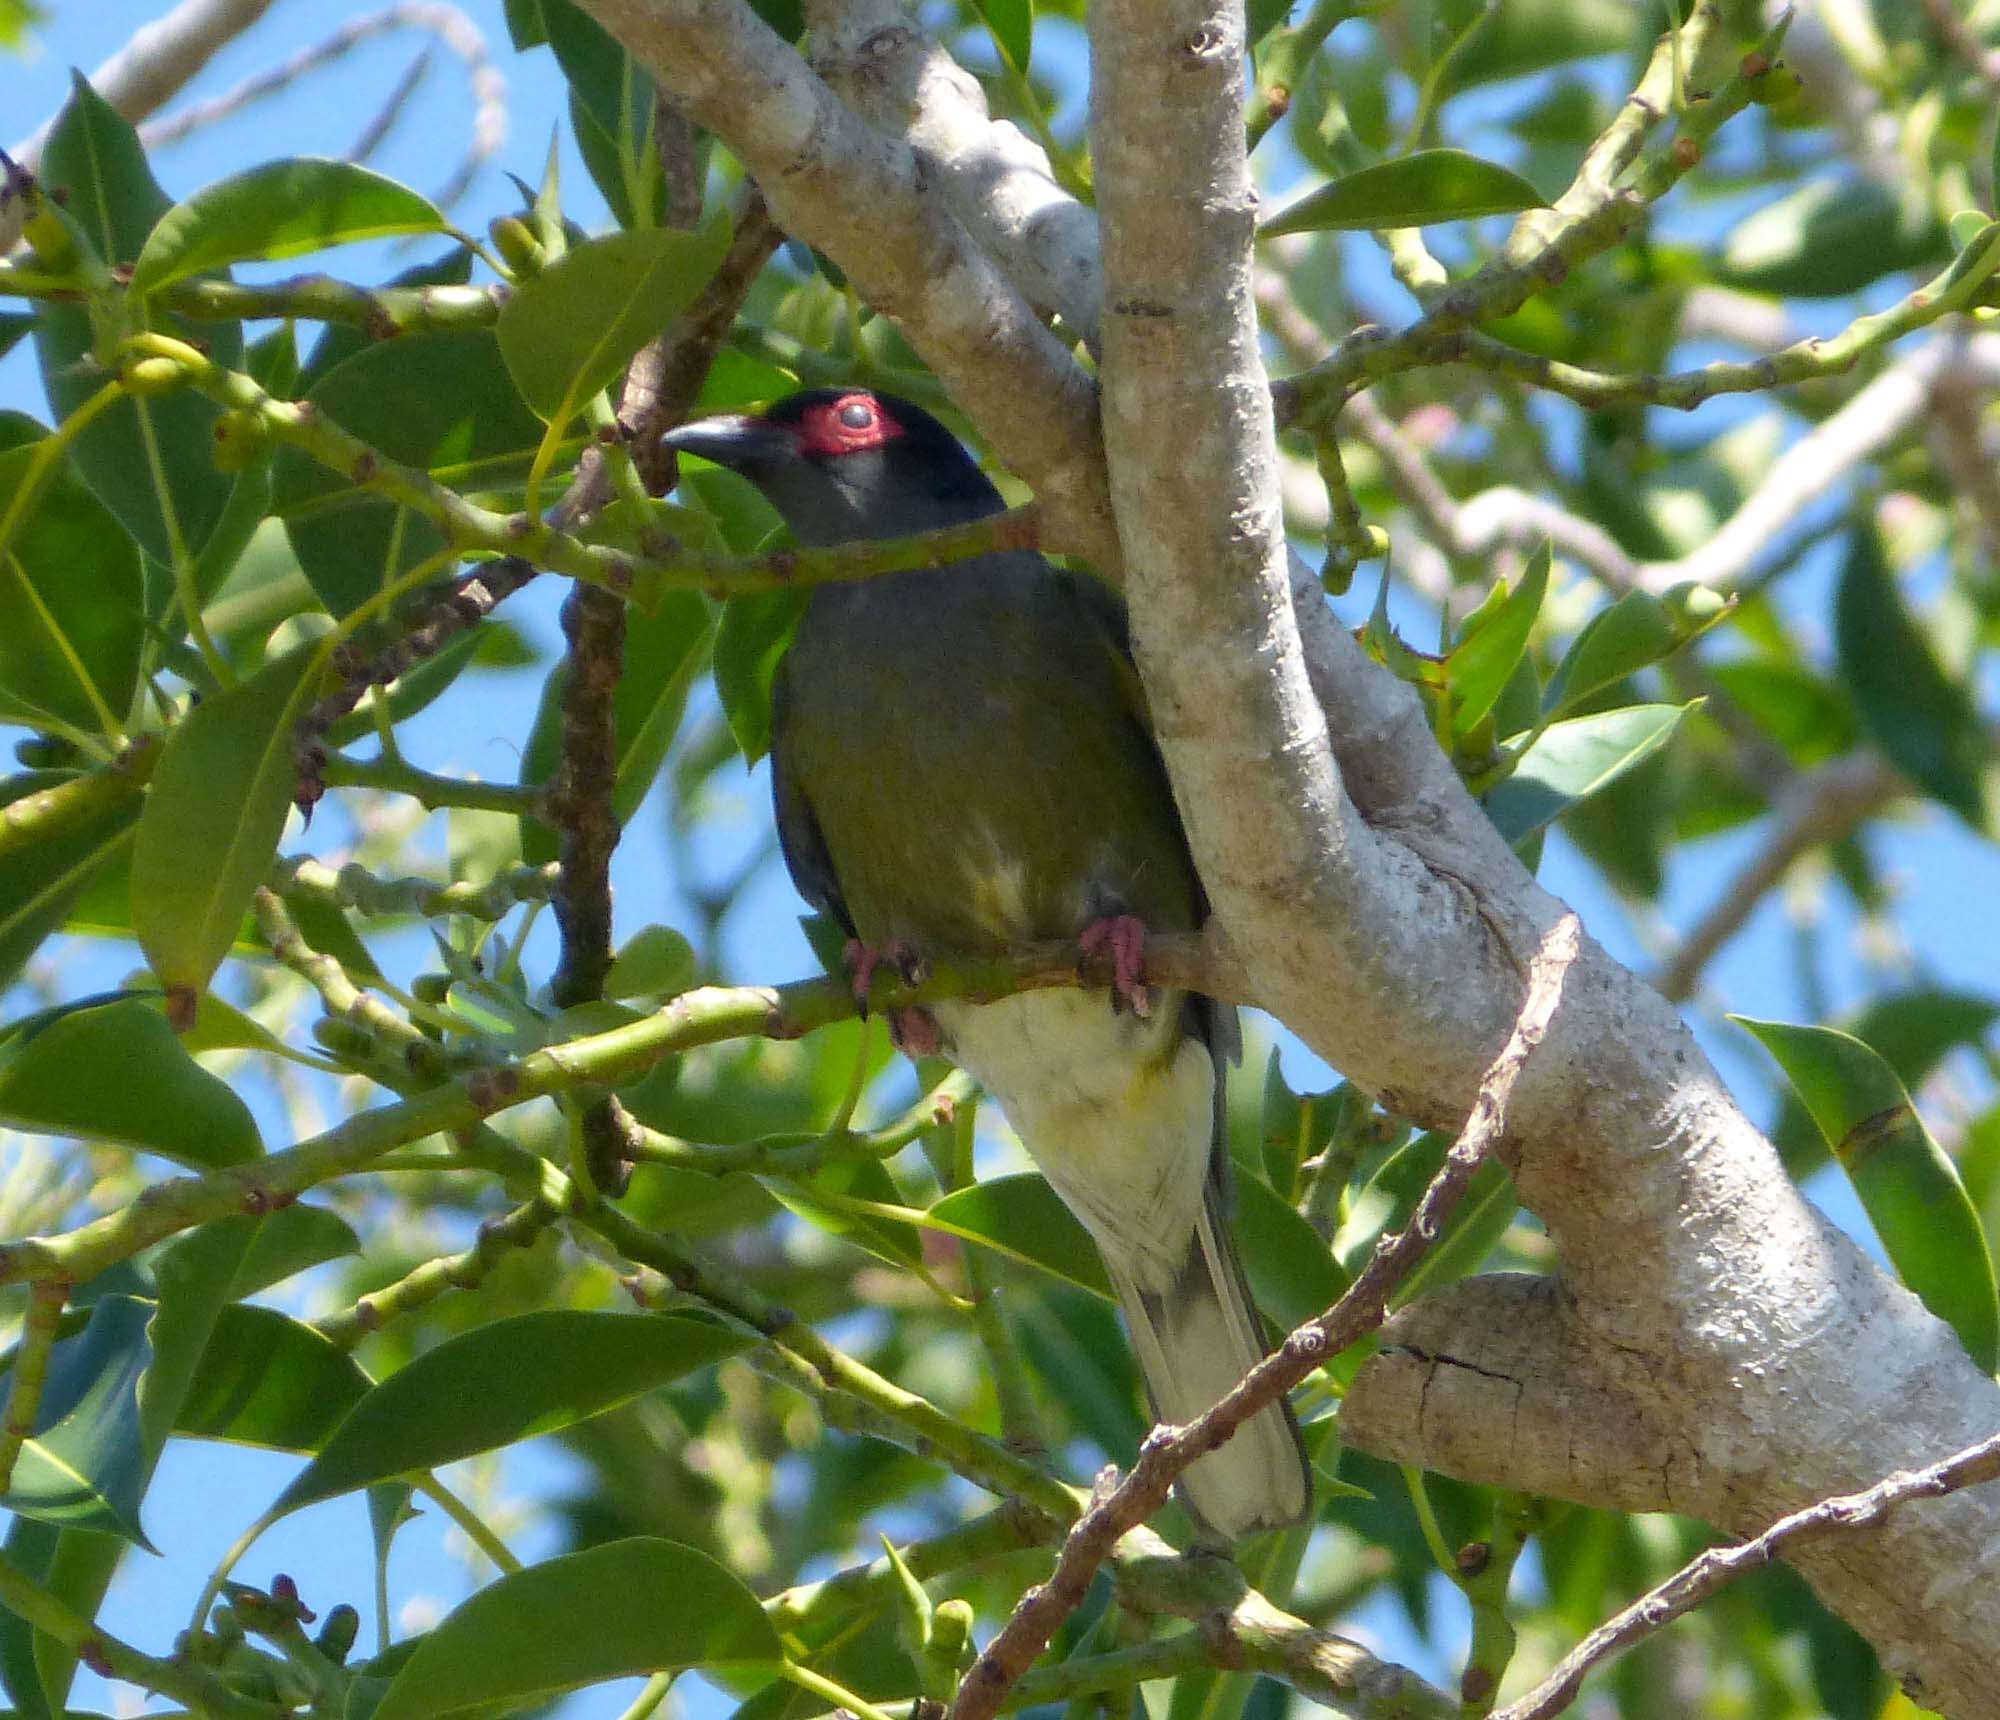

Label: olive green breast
[773,554,1201,953]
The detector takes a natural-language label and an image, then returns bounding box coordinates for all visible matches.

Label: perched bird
[663,387,1312,1542]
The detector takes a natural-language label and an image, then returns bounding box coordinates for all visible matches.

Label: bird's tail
[1111,1180,1313,1543]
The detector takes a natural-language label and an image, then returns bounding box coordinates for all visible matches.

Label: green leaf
[928,1174,1113,1298]
[763,1158,926,1273]
[974,0,1032,72]
[1771,990,2000,1175]
[714,589,807,764]
[497,220,732,423]
[0,997,259,1167]
[1483,703,1692,846]
[0,1297,154,1545]
[1233,1175,1347,1330]
[130,161,447,295]
[605,923,699,999]
[131,644,319,998]
[1542,583,1729,720]
[1717,177,1945,298]
[1833,528,1986,828]
[1261,149,1547,235]
[0,418,146,735]
[176,1306,371,1450]
[32,75,238,565]
[272,328,546,616]
[0,774,138,992]
[272,1312,753,1515]
[1392,1158,1517,1308]
[1737,1017,1999,1372]
[371,1539,782,1720]
[1447,542,1548,737]
[227,1204,362,1298]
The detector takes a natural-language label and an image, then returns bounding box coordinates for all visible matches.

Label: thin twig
[136,3,508,213]
[1490,1426,2000,1720]
[1654,754,1903,1004]
[0,1282,70,1495]
[947,914,1584,1720]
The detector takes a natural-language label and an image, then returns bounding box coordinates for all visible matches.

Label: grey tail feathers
[1111,1180,1312,1543]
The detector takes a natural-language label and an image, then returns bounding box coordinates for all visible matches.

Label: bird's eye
[837,400,876,430]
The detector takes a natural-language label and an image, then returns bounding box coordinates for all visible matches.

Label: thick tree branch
[566,2,2000,1705]
[570,0,1119,569]
[1493,1426,2000,1720]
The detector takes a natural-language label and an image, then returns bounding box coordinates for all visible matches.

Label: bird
[662,386,1312,1543]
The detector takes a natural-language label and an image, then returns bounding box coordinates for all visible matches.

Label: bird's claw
[1080,913,1155,1017]
[843,939,939,1057]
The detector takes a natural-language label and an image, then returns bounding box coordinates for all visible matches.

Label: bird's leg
[843,939,941,1057]
[1079,913,1155,1017]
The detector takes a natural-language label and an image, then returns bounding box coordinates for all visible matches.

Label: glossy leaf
[371,1539,782,1720]
[1771,990,2000,1174]
[32,76,238,565]
[1262,149,1547,236]
[1447,542,1549,737]
[928,1173,1113,1297]
[1833,529,1986,828]
[177,1306,371,1450]
[1483,703,1691,846]
[0,1296,153,1545]
[1737,1017,1999,1372]
[497,220,732,423]
[273,1312,753,1514]
[714,588,806,764]
[763,1158,925,1272]
[0,997,259,1167]
[1542,583,1730,720]
[1717,177,1945,298]
[227,1204,363,1298]
[605,923,699,999]
[1233,1175,1348,1330]
[0,774,138,993]
[131,645,318,999]
[975,0,1032,72]
[1392,1158,1517,1308]
[131,161,446,295]
[0,418,146,734]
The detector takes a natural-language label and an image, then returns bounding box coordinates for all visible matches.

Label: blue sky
[4,2,2000,1714]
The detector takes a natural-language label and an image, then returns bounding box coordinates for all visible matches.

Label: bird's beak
[659,413,794,473]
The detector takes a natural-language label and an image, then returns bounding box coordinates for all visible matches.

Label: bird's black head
[661,387,1003,547]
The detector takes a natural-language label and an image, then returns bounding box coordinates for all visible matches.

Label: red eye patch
[793,392,907,457]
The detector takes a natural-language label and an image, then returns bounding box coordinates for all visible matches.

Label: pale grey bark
[577,2,2000,1710]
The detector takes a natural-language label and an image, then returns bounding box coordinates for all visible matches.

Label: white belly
[932,989,1216,1295]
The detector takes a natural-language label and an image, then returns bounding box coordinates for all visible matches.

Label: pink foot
[1080,913,1154,1017]
[843,939,939,1057]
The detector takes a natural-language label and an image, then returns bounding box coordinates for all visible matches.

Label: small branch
[137,3,508,213]
[314,1195,560,1349]
[0,1282,69,1494]
[0,1545,278,1720]
[547,582,625,1011]
[1491,1427,2000,1720]
[0,735,158,865]
[627,1068,975,1177]
[602,1206,1079,1522]
[11,0,278,165]
[1654,754,1903,1004]
[1276,8,1777,435]
[270,854,560,922]
[947,915,1583,1720]
[316,753,547,816]
[0,264,503,334]
[0,934,1228,1289]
